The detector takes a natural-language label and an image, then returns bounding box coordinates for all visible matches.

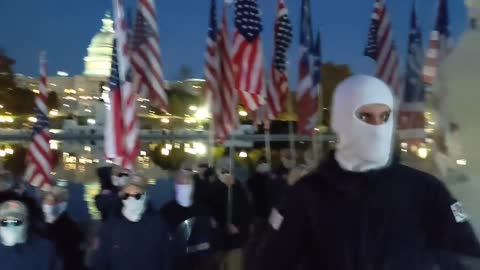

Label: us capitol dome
[83,12,114,77]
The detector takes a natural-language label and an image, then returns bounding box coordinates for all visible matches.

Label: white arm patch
[269,208,284,231]
[451,202,468,223]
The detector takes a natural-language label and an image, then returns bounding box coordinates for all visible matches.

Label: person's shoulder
[394,163,441,186]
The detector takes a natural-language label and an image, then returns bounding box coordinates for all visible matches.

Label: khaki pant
[220,248,244,270]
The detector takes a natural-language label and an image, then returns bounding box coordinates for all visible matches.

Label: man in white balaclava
[257,75,480,270]
[0,199,58,270]
[161,169,220,270]
[92,173,170,270]
[331,74,394,172]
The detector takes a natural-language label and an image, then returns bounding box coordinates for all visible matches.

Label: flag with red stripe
[24,52,53,191]
[364,0,402,96]
[296,0,320,136]
[398,4,426,141]
[423,0,451,86]
[209,4,240,142]
[255,0,293,129]
[105,0,139,170]
[131,0,168,112]
[232,0,266,112]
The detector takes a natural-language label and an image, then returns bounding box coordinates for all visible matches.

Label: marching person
[209,163,252,270]
[92,173,169,270]
[257,75,480,270]
[0,198,59,270]
[161,169,220,270]
[42,185,86,270]
[94,164,129,220]
[268,149,296,210]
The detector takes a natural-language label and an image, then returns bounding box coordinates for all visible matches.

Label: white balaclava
[175,184,194,207]
[331,75,395,172]
[122,193,147,222]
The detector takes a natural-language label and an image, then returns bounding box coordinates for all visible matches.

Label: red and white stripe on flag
[214,8,240,142]
[24,52,53,191]
[111,0,139,170]
[131,0,168,112]
[232,0,266,112]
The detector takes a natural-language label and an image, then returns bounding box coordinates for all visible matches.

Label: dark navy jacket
[258,154,480,270]
[92,210,169,270]
[0,234,58,270]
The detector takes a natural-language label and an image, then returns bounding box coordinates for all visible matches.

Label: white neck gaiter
[122,195,147,222]
[43,202,68,224]
[331,75,395,172]
[175,184,194,208]
[0,225,27,246]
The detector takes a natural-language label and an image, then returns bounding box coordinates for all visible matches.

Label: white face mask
[42,202,67,224]
[121,194,146,222]
[112,176,129,187]
[256,163,270,174]
[175,184,194,208]
[0,225,27,246]
[331,75,395,172]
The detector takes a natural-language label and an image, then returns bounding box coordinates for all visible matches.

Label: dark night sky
[0,0,468,81]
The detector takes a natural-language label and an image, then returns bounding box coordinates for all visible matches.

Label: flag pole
[227,134,235,225]
[208,119,215,167]
[265,126,272,166]
[287,94,296,166]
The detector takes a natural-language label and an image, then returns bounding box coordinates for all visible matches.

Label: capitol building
[16,12,117,118]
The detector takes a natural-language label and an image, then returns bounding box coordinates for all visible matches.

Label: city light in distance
[0,150,5,157]
[417,147,428,159]
[161,118,170,123]
[189,105,198,111]
[49,110,59,116]
[50,141,59,150]
[57,71,69,76]
[239,110,248,117]
[85,109,92,113]
[194,107,209,120]
[4,148,13,155]
[84,146,91,152]
[239,151,248,158]
[87,119,96,125]
[456,159,467,166]
[161,148,170,156]
[28,117,37,123]
[165,144,173,150]
[32,89,40,94]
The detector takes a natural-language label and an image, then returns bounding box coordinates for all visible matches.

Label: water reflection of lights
[161,148,170,156]
[456,159,467,166]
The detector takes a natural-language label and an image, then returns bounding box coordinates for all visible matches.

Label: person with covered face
[161,169,220,270]
[267,150,299,210]
[94,164,130,220]
[257,75,480,270]
[92,173,169,270]
[0,198,59,270]
[209,163,252,270]
[42,185,86,270]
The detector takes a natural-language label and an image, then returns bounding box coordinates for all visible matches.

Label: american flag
[423,0,451,86]
[296,0,318,136]
[232,0,266,112]
[255,0,293,129]
[131,0,168,111]
[212,5,240,142]
[104,39,125,165]
[24,52,53,191]
[105,0,139,170]
[398,5,426,141]
[364,0,402,96]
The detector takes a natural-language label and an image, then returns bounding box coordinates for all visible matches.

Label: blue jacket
[92,210,169,270]
[0,234,58,270]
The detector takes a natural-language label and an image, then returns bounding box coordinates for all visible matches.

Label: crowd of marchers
[1,75,480,270]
